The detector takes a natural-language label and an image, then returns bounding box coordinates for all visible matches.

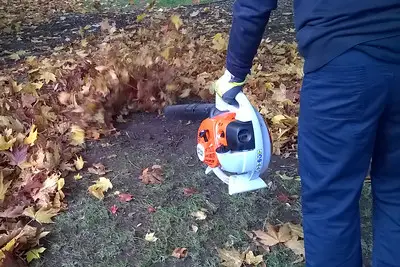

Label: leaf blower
[163,91,273,195]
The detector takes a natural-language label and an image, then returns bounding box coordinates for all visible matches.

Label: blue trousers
[298,48,400,267]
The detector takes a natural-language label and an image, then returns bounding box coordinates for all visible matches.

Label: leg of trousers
[370,64,400,267]
[298,48,398,267]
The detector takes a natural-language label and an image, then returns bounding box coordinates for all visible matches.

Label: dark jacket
[226,0,400,80]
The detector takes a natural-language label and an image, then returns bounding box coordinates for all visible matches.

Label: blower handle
[163,103,221,121]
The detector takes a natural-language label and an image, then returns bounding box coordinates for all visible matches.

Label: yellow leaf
[0,135,16,151]
[74,173,82,180]
[217,248,244,267]
[136,13,146,22]
[26,247,46,263]
[40,71,56,84]
[244,251,263,265]
[2,238,16,252]
[161,47,170,60]
[24,124,38,146]
[212,33,227,51]
[179,88,191,98]
[190,210,207,220]
[70,125,85,146]
[23,206,59,224]
[81,39,88,47]
[88,177,113,200]
[145,232,158,242]
[271,114,286,124]
[171,14,183,30]
[0,171,12,201]
[74,155,84,170]
[57,178,65,191]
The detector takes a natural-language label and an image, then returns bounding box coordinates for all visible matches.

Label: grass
[30,114,375,267]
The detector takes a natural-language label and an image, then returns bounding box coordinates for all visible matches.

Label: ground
[1,0,374,266]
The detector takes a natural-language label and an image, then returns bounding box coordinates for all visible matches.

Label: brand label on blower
[197,144,205,161]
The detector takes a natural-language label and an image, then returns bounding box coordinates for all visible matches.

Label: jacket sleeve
[226,0,278,80]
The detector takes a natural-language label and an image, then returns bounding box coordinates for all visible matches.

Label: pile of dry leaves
[0,8,303,266]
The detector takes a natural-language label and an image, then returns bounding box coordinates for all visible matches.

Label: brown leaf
[118,193,133,202]
[171,247,188,259]
[284,235,305,257]
[0,205,24,219]
[139,165,163,184]
[183,187,198,196]
[217,248,244,267]
[253,223,291,247]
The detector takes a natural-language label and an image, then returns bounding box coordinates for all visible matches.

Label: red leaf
[110,205,118,214]
[277,193,290,203]
[183,187,198,196]
[118,193,133,202]
[147,206,156,213]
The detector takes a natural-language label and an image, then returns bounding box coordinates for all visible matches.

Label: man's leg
[370,66,400,267]
[298,49,389,267]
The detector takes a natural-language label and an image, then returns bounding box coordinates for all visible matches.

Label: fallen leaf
[218,248,244,267]
[172,247,188,259]
[6,145,28,167]
[26,247,46,263]
[0,205,24,218]
[0,171,12,201]
[277,193,290,203]
[191,210,207,220]
[110,205,118,214]
[139,165,163,184]
[39,71,56,84]
[118,193,133,202]
[24,124,37,146]
[244,251,264,265]
[0,135,16,151]
[74,155,84,170]
[253,223,291,246]
[271,114,286,124]
[57,178,65,191]
[170,14,183,30]
[284,235,305,257]
[191,225,198,233]
[74,173,82,180]
[287,222,304,239]
[23,206,59,224]
[147,206,156,213]
[70,125,85,146]
[183,187,198,196]
[88,163,107,175]
[145,232,158,242]
[88,177,113,200]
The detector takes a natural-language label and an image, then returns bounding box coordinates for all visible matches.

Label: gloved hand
[212,69,246,106]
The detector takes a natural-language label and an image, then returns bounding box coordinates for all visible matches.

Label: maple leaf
[244,251,264,265]
[24,125,37,146]
[118,193,133,202]
[57,178,65,191]
[88,177,113,200]
[253,223,291,247]
[139,165,163,184]
[70,125,85,146]
[0,135,16,151]
[23,206,59,224]
[0,171,12,201]
[145,232,158,242]
[212,33,227,51]
[171,247,188,259]
[0,205,24,219]
[217,248,244,267]
[284,235,305,257]
[39,71,56,84]
[74,155,84,170]
[26,247,46,263]
[287,222,304,239]
[5,145,28,167]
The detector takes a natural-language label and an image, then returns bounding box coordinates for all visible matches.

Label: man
[213,0,400,266]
